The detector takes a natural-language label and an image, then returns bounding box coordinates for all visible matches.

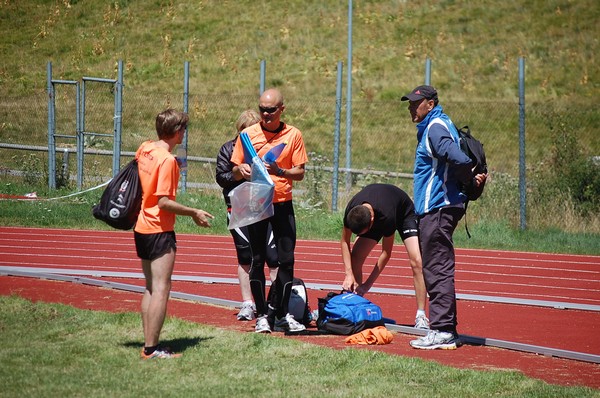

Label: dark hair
[155,109,189,139]
[346,205,371,235]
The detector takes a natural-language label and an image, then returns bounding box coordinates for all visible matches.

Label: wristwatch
[276,168,285,177]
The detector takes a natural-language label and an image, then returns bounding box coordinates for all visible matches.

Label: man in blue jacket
[402,85,487,350]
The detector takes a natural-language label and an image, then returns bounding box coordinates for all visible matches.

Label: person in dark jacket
[215,109,278,321]
[402,85,487,350]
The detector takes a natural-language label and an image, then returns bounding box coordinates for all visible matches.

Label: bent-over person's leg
[403,236,427,312]
[349,237,378,287]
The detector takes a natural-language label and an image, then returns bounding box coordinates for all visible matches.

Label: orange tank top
[134,140,179,233]
[231,123,308,203]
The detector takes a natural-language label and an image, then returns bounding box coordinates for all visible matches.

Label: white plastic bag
[228,182,274,229]
[228,156,275,229]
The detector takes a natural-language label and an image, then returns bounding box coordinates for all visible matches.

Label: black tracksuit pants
[249,200,296,319]
[418,205,465,333]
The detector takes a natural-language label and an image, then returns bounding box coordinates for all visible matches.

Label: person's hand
[342,275,357,293]
[355,283,370,297]
[237,163,252,180]
[191,209,214,228]
[264,161,281,176]
[473,172,488,187]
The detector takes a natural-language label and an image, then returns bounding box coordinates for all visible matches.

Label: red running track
[2,227,598,307]
[1,226,600,387]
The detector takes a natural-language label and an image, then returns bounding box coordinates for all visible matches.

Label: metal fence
[0,67,598,215]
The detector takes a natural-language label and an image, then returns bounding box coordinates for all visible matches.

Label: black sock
[267,305,277,320]
[144,345,159,355]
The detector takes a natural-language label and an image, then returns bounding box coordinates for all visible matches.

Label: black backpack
[456,125,488,201]
[288,277,311,326]
[92,160,142,230]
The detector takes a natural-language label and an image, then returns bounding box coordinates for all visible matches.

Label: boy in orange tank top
[135,109,213,359]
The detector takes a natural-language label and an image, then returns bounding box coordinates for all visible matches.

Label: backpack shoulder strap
[464,201,472,239]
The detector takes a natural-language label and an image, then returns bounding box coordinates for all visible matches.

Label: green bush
[532,113,600,216]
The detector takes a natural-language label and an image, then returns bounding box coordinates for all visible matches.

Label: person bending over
[341,183,429,329]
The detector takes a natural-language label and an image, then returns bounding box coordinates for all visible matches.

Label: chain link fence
[0,84,598,217]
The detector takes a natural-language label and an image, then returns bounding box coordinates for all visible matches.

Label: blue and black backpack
[316,292,384,335]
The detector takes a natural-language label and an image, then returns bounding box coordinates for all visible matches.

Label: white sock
[416,309,426,318]
[243,300,254,306]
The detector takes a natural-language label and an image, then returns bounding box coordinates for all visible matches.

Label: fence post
[424,57,432,85]
[345,0,353,192]
[332,61,343,212]
[61,148,69,185]
[181,61,190,193]
[518,57,527,230]
[260,60,266,95]
[80,79,87,186]
[75,81,83,189]
[112,59,124,177]
[47,61,56,189]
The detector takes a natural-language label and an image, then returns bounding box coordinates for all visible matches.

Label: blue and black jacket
[413,105,473,216]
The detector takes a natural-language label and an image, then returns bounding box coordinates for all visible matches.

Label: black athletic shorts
[134,231,177,261]
[399,213,419,241]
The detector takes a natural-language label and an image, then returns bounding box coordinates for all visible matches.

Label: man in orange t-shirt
[135,109,213,359]
[231,88,308,334]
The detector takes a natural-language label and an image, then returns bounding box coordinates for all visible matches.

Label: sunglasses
[259,105,279,114]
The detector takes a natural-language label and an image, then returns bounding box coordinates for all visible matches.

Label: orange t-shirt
[134,140,179,234]
[231,122,308,203]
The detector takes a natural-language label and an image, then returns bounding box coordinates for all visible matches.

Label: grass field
[1,296,598,397]
[1,2,599,396]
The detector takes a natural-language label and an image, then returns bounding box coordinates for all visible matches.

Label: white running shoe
[140,347,182,360]
[409,330,460,350]
[237,302,256,321]
[414,314,430,329]
[274,313,306,333]
[255,315,272,333]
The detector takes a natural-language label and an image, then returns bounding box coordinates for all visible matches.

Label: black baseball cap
[401,85,438,102]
